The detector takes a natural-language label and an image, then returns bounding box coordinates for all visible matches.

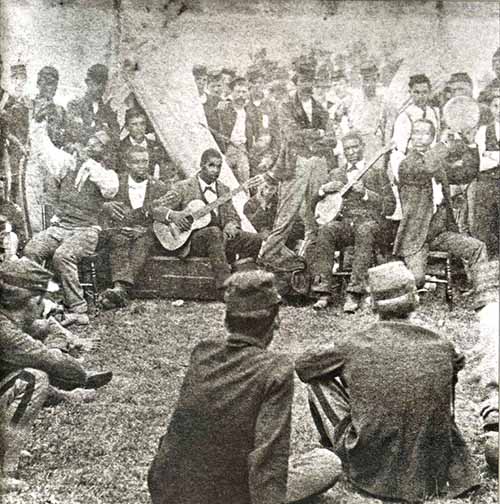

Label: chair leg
[445,257,453,311]
[90,260,98,307]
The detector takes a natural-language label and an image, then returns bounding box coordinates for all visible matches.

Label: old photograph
[0,0,499,502]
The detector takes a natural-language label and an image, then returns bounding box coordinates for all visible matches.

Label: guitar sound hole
[186,215,194,226]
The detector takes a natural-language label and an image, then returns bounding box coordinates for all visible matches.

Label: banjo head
[443,95,480,131]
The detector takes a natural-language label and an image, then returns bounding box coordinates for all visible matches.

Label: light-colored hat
[368,261,417,315]
[0,257,58,294]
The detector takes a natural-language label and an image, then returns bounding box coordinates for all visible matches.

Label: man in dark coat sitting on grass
[295,261,480,502]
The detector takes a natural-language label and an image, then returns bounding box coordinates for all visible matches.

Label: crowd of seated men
[0,46,498,320]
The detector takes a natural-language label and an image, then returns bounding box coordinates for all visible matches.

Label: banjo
[315,141,395,226]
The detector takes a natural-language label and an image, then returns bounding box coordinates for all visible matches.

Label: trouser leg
[302,156,328,240]
[347,220,379,295]
[311,221,351,294]
[307,377,351,449]
[190,227,231,289]
[110,230,155,287]
[226,145,250,185]
[23,227,60,265]
[430,230,488,274]
[259,160,311,262]
[0,368,50,475]
[52,228,99,313]
[472,176,499,258]
[403,245,429,288]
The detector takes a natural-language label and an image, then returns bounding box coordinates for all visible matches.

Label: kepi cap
[86,64,109,85]
[0,257,58,294]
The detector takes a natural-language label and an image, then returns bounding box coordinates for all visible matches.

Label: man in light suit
[152,148,261,293]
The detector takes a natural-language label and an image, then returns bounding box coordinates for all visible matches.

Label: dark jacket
[269,93,336,182]
[203,94,224,150]
[153,174,241,230]
[393,143,479,257]
[295,321,480,502]
[217,102,260,153]
[118,135,177,183]
[148,334,294,504]
[314,161,396,224]
[103,173,168,229]
[0,314,87,390]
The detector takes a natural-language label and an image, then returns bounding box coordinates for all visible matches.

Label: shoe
[101,286,128,310]
[59,388,97,403]
[60,313,90,327]
[313,296,330,311]
[85,370,113,390]
[485,432,499,471]
[343,293,360,313]
[0,476,28,493]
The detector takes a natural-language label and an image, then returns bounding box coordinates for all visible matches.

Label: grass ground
[3,292,498,504]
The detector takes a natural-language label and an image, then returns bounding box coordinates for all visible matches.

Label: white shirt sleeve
[475,125,499,171]
[86,160,119,199]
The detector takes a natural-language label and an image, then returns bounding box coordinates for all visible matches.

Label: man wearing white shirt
[311,132,396,312]
[390,74,440,182]
[100,145,170,309]
[473,91,499,257]
[393,119,487,288]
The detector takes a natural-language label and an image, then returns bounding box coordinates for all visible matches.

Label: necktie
[204,186,216,195]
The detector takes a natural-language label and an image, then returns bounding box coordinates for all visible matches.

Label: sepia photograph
[0,0,499,502]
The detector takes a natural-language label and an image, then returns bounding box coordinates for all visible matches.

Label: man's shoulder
[67,96,86,110]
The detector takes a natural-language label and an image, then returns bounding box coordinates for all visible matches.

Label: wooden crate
[133,256,218,300]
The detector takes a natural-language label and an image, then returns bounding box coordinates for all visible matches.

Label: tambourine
[443,95,480,132]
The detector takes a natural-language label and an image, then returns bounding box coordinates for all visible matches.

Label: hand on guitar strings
[169,210,192,232]
[223,222,240,240]
[320,181,343,195]
[351,180,365,194]
[103,201,127,221]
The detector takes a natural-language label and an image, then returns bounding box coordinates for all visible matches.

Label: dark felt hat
[493,47,500,59]
[0,257,58,294]
[86,64,109,84]
[246,65,265,83]
[472,260,499,310]
[448,72,472,86]
[368,261,417,315]
[224,271,281,316]
[10,64,27,79]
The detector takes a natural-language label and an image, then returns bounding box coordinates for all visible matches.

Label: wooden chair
[425,251,453,310]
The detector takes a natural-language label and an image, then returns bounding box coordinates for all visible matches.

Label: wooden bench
[133,256,218,300]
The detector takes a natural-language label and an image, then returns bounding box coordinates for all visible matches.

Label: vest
[485,123,500,152]
[57,165,108,227]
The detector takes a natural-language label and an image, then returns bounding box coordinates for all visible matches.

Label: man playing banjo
[310,131,395,312]
[152,148,262,297]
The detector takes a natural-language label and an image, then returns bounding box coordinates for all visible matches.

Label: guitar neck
[191,181,250,219]
[339,145,393,197]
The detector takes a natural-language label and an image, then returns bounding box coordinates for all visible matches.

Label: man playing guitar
[152,148,262,296]
[310,131,396,312]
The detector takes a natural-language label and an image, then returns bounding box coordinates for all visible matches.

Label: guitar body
[314,192,343,226]
[153,199,213,251]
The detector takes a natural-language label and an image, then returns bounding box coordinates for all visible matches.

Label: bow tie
[204,186,216,194]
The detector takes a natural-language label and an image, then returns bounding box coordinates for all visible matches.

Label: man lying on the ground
[148,271,340,504]
[101,145,172,309]
[296,261,480,502]
[0,258,112,494]
[23,129,119,326]
[152,148,261,298]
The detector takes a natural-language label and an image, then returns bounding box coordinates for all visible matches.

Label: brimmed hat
[359,59,378,77]
[10,64,26,79]
[192,64,207,77]
[86,63,109,85]
[224,271,281,317]
[0,257,58,294]
[448,72,472,86]
[472,260,498,310]
[368,261,417,315]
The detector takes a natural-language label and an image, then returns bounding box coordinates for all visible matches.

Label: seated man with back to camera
[100,145,173,309]
[23,130,119,326]
[393,118,487,288]
[152,148,262,297]
[310,131,396,312]
[296,261,480,502]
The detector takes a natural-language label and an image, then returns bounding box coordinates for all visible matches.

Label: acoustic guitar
[153,176,262,251]
[314,141,395,226]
